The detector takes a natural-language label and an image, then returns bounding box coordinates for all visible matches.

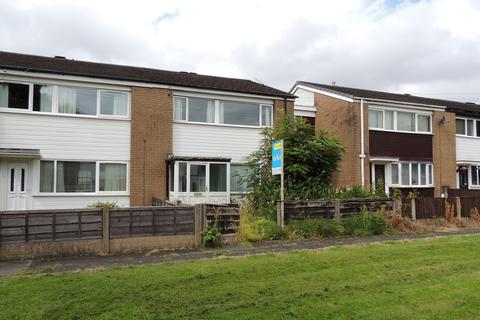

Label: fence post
[334,199,341,220]
[102,207,110,254]
[456,197,462,219]
[411,198,416,220]
[194,204,203,247]
[393,198,401,214]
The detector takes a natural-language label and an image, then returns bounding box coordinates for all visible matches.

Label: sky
[1,0,480,102]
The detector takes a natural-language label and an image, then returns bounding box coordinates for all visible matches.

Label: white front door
[7,162,28,210]
[188,163,208,204]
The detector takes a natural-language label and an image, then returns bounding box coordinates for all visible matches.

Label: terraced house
[291,81,473,197]
[0,51,294,210]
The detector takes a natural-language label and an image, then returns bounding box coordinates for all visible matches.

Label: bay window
[39,160,128,193]
[173,95,273,127]
[368,107,431,133]
[390,162,433,187]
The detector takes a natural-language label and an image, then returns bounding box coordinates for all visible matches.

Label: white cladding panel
[294,88,315,107]
[456,136,480,162]
[32,195,129,209]
[0,112,130,161]
[172,123,263,163]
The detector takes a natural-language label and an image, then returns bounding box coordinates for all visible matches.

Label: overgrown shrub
[287,219,325,238]
[202,226,222,247]
[87,201,119,208]
[342,210,387,236]
[321,220,344,236]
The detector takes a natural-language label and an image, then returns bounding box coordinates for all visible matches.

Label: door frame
[371,162,390,195]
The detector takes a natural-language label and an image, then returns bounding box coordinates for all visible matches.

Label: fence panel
[459,197,480,217]
[0,208,103,244]
[205,205,240,234]
[109,206,195,239]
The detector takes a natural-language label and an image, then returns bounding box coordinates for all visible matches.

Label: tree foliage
[247,114,344,218]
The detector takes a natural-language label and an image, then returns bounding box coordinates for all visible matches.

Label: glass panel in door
[188,164,207,204]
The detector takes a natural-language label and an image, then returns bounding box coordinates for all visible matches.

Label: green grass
[2,235,480,319]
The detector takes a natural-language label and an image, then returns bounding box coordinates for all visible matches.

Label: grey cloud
[152,9,180,27]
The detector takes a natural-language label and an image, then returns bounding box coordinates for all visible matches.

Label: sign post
[272,140,284,227]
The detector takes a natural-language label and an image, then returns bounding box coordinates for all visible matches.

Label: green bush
[202,226,222,247]
[250,219,286,240]
[320,220,344,237]
[342,210,387,236]
[287,219,324,238]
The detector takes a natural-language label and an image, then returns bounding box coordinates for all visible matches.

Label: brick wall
[432,110,457,196]
[274,99,294,126]
[130,87,173,206]
[314,94,368,188]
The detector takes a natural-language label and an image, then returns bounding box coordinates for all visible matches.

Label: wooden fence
[109,206,195,238]
[284,199,393,222]
[0,208,103,244]
[204,204,240,234]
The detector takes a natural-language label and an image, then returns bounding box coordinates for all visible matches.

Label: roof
[294,81,480,116]
[0,51,295,99]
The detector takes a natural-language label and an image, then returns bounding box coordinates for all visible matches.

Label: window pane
[476,121,480,137]
[21,168,25,192]
[417,115,430,132]
[40,161,54,192]
[368,110,383,128]
[420,164,427,185]
[178,163,187,192]
[397,112,415,132]
[385,110,394,130]
[174,97,187,120]
[472,166,478,186]
[391,163,399,184]
[261,105,272,127]
[190,164,206,192]
[411,163,419,185]
[33,85,53,112]
[231,164,250,192]
[456,118,465,135]
[0,83,29,109]
[429,165,433,184]
[467,119,474,136]
[58,87,97,115]
[100,91,128,116]
[188,97,214,123]
[209,164,227,192]
[169,163,174,192]
[220,100,259,126]
[401,163,410,185]
[100,163,126,191]
[56,161,96,192]
[10,168,14,192]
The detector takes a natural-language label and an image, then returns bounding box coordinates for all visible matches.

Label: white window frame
[173,95,273,128]
[37,159,129,196]
[368,106,432,134]
[456,117,480,138]
[389,162,434,188]
[0,80,130,120]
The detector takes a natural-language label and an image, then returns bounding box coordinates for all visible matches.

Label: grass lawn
[2,236,480,319]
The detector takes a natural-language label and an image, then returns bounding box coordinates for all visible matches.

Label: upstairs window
[220,100,259,126]
[0,83,29,109]
[188,97,215,123]
[58,86,97,115]
[33,85,53,112]
[100,91,128,116]
[368,107,431,133]
[368,110,383,128]
[397,112,415,132]
[456,117,480,137]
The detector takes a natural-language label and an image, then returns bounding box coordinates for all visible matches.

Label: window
[209,164,227,192]
[178,163,187,192]
[33,85,53,112]
[0,83,29,109]
[261,105,272,127]
[100,163,127,191]
[231,164,250,192]
[397,112,415,132]
[456,118,466,135]
[220,100,259,126]
[190,164,206,192]
[9,168,14,192]
[174,97,187,121]
[169,163,174,192]
[100,91,128,116]
[472,166,479,186]
[188,97,215,123]
[40,161,54,192]
[369,110,383,128]
[385,110,394,130]
[21,169,25,192]
[417,114,430,132]
[391,162,433,187]
[476,121,480,137]
[56,161,96,192]
[58,86,97,115]
[467,119,475,136]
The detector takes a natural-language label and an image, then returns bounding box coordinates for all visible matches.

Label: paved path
[1,228,480,277]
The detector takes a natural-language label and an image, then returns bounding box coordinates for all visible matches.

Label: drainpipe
[360,98,365,188]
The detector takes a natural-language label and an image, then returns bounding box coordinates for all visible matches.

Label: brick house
[0,51,294,210]
[291,81,461,197]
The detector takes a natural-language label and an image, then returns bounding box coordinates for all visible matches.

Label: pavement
[1,228,480,277]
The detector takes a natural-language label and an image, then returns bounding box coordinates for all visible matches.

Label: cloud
[1,0,480,102]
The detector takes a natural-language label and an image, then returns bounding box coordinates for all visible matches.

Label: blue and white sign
[272,140,283,175]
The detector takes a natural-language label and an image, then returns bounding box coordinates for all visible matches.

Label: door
[7,162,28,210]
[188,163,207,204]
[459,167,469,189]
[372,163,386,193]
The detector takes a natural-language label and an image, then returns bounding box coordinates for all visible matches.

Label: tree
[247,114,344,219]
